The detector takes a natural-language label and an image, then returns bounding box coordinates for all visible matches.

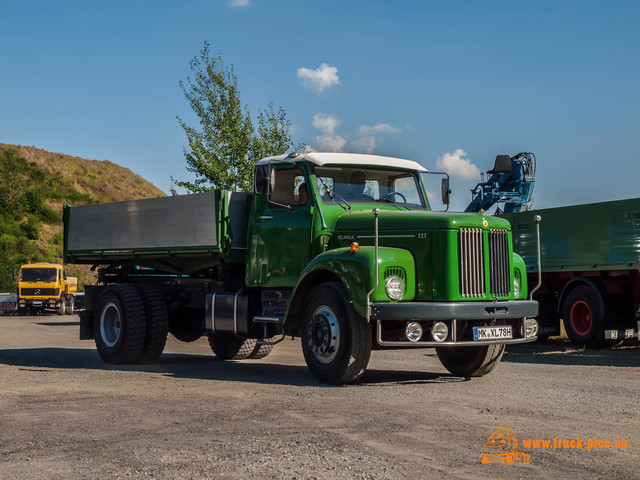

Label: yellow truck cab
[17,262,77,315]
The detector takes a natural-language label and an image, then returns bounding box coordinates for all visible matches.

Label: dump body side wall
[501,198,640,273]
[63,191,249,274]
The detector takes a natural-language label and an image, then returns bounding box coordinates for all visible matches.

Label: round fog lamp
[385,276,404,300]
[431,321,449,342]
[405,321,423,342]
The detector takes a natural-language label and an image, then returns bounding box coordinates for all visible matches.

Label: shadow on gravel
[361,369,468,386]
[36,322,80,327]
[0,347,456,387]
[504,341,640,367]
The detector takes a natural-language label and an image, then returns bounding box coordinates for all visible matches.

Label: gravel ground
[0,315,638,479]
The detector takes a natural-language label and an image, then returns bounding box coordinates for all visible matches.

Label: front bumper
[371,300,539,347]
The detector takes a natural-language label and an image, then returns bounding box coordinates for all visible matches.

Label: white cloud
[229,0,250,6]
[351,136,376,154]
[356,123,402,136]
[311,113,345,152]
[436,149,481,180]
[297,63,340,94]
[314,135,347,152]
[312,113,340,135]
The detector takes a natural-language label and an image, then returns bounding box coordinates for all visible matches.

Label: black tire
[93,284,147,364]
[301,282,372,385]
[136,285,169,364]
[562,286,605,348]
[56,301,65,316]
[207,333,262,360]
[65,296,75,315]
[436,344,505,377]
[248,340,275,360]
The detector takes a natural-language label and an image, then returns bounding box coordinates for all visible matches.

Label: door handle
[259,215,274,221]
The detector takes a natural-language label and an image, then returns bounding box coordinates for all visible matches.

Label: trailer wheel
[301,282,372,385]
[94,284,146,364]
[436,344,505,377]
[207,333,262,360]
[562,286,605,348]
[136,285,169,364]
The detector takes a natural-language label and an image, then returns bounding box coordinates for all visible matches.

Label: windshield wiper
[318,178,351,210]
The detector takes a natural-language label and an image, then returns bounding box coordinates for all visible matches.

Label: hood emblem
[482,219,488,227]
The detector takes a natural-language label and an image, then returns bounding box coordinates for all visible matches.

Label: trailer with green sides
[500,198,640,347]
[64,152,539,384]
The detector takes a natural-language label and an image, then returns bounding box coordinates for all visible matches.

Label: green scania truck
[63,152,538,384]
[500,198,640,348]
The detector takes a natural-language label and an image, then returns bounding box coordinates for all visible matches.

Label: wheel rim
[100,302,122,347]
[569,300,592,336]
[307,306,340,364]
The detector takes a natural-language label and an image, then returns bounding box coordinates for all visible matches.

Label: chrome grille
[459,229,485,297]
[490,230,510,297]
[20,288,58,296]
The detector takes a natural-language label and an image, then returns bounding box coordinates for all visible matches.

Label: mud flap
[79,312,94,340]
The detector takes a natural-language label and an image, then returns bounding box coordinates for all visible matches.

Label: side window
[392,176,421,204]
[291,175,308,205]
[270,167,307,206]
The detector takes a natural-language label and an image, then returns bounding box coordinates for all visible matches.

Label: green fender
[284,246,416,333]
[513,253,528,300]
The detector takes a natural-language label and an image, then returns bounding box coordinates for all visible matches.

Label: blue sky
[1,0,638,210]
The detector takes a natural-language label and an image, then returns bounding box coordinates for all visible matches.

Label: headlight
[514,277,520,298]
[385,276,404,300]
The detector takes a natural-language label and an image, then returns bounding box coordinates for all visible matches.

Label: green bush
[21,216,41,240]
[25,186,46,214]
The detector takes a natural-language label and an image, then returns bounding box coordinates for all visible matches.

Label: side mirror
[441,177,451,205]
[488,155,512,174]
[254,164,275,195]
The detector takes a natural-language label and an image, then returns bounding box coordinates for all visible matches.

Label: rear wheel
[301,282,372,385]
[136,285,169,364]
[94,284,146,364]
[562,286,604,348]
[436,344,505,377]
[65,296,75,315]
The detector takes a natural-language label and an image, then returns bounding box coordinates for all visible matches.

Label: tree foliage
[173,42,297,194]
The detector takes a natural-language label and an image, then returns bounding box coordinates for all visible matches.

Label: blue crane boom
[465,152,536,214]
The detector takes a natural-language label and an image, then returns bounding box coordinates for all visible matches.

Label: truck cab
[17,262,77,315]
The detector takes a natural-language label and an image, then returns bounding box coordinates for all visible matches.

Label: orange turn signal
[350,242,360,254]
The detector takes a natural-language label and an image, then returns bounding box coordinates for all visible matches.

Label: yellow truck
[17,262,77,315]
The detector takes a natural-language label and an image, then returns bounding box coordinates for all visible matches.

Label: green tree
[172,42,297,194]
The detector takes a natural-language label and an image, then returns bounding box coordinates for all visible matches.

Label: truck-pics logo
[480,423,531,465]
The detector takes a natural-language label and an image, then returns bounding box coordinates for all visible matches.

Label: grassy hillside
[0,144,166,291]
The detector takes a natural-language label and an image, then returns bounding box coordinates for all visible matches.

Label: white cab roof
[256,152,429,172]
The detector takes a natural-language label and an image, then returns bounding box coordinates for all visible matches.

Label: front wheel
[301,282,372,385]
[436,344,505,377]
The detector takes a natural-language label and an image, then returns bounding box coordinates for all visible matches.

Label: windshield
[314,166,428,209]
[20,268,57,282]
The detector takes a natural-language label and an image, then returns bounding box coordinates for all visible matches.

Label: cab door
[246,165,313,287]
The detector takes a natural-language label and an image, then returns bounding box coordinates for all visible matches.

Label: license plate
[32,301,42,306]
[473,325,512,341]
